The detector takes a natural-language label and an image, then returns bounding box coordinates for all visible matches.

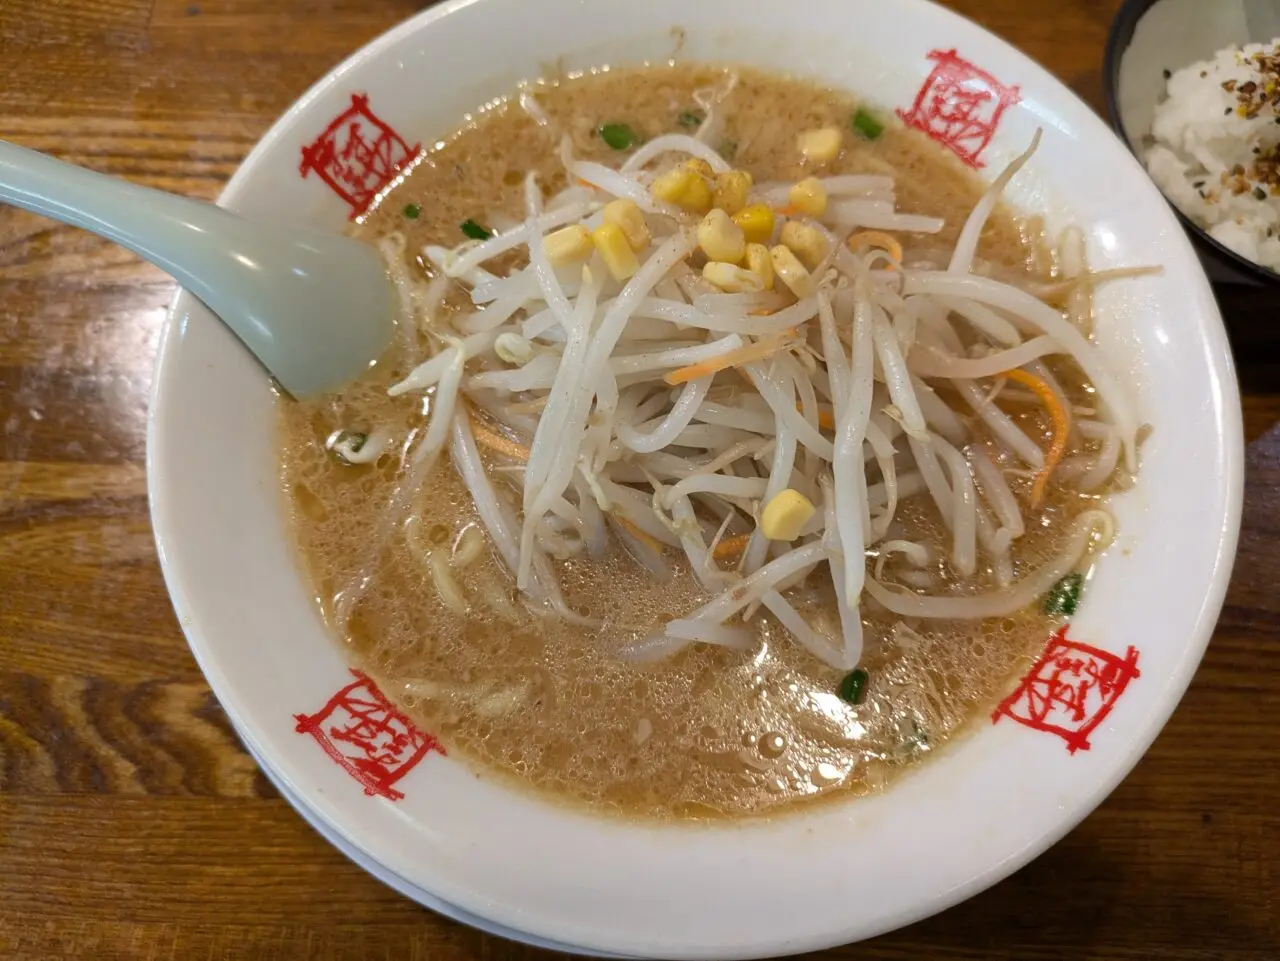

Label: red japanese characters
[295,670,444,800]
[299,93,421,218]
[993,628,1141,754]
[898,49,1021,168]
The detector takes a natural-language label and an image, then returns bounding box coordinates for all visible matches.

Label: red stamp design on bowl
[299,93,422,218]
[897,49,1021,168]
[295,669,444,800]
[992,627,1141,754]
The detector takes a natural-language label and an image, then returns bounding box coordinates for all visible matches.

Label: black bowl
[1103,0,1280,288]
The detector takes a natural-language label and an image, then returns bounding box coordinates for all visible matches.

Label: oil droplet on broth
[759,732,787,760]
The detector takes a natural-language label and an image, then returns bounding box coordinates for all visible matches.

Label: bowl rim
[233,718,627,957]
[1103,0,1280,287]
[146,0,1246,955]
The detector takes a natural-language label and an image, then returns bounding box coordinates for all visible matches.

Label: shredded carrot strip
[613,515,665,553]
[775,204,799,217]
[711,532,752,561]
[664,331,798,386]
[796,402,836,430]
[467,412,531,463]
[1001,368,1070,506]
[847,230,903,269]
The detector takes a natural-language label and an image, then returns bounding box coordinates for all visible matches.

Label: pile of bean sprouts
[350,117,1150,672]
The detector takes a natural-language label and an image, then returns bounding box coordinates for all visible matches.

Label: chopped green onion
[837,668,869,705]
[460,219,492,241]
[402,203,422,220]
[599,122,640,150]
[719,138,739,160]
[1043,571,1084,617]
[677,110,705,129]
[1255,186,1269,201]
[851,107,884,140]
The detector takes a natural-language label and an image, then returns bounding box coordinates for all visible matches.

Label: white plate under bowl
[234,725,629,958]
[147,0,1243,957]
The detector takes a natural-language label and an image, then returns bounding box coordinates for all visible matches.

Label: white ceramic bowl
[146,0,1244,956]
[1105,0,1280,286]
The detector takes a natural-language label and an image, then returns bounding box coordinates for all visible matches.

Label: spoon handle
[0,138,233,297]
[0,138,395,397]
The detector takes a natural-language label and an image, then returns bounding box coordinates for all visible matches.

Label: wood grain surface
[1,1,1276,958]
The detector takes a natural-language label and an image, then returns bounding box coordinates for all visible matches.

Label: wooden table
[1,1,1275,958]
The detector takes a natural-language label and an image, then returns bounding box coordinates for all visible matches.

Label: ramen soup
[280,64,1146,819]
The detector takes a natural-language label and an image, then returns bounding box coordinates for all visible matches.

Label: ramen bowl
[146,0,1243,956]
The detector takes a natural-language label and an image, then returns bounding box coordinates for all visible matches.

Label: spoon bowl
[0,138,395,397]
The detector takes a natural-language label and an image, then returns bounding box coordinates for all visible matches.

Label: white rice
[1146,38,1280,270]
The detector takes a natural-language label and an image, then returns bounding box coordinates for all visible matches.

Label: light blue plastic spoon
[0,138,395,397]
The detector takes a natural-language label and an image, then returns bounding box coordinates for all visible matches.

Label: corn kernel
[779,220,829,270]
[650,166,713,214]
[542,224,593,266]
[683,176,714,214]
[712,170,753,215]
[770,244,814,299]
[703,261,764,294]
[732,203,776,245]
[797,126,842,164]
[684,157,715,179]
[744,243,774,290]
[788,177,828,217]
[602,198,651,250]
[697,208,747,264]
[760,488,816,541]
[651,166,691,204]
[591,222,640,282]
